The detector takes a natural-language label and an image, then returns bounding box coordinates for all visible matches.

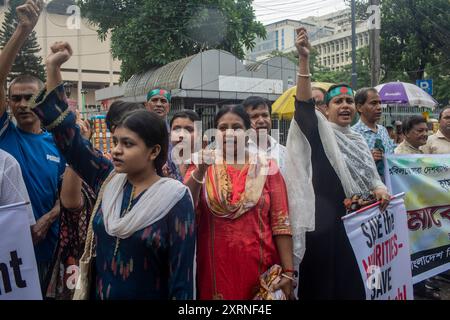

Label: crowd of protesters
[1,1,449,300]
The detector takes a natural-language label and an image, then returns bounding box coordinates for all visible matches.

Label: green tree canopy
[351,0,450,104]
[77,0,266,82]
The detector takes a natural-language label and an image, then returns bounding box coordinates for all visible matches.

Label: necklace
[113,185,136,257]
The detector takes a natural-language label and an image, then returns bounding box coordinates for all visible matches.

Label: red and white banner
[342,194,413,300]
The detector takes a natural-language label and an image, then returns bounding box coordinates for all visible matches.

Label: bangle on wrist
[283,268,298,277]
[297,72,312,78]
[191,171,205,184]
[281,273,296,282]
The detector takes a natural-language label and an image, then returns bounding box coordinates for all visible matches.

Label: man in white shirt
[243,96,287,176]
[421,107,450,154]
[0,149,35,226]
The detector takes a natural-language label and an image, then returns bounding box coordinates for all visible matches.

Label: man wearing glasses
[0,0,65,287]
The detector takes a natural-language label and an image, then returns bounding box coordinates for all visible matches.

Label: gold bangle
[281,273,296,282]
[191,171,205,184]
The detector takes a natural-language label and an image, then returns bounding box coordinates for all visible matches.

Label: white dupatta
[101,174,193,239]
[285,109,386,265]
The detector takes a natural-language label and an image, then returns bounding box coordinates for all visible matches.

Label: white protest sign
[0,202,42,300]
[342,194,413,300]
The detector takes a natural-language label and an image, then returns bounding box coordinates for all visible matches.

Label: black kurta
[294,99,365,300]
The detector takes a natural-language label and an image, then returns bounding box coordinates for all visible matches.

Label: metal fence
[86,102,445,148]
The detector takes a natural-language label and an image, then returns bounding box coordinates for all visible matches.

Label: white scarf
[101,174,192,239]
[285,109,386,265]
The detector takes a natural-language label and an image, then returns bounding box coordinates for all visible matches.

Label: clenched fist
[46,41,73,68]
[16,0,43,31]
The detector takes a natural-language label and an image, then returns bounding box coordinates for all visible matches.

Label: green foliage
[0,0,46,82]
[268,50,298,65]
[351,0,450,104]
[77,0,266,82]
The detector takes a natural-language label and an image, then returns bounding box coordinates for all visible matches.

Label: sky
[253,0,348,25]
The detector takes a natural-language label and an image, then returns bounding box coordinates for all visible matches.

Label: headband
[147,89,171,102]
[325,85,354,104]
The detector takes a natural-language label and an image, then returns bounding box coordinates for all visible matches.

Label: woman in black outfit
[285,28,391,300]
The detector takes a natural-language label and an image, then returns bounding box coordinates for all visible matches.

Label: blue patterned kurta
[352,119,396,179]
[33,84,196,300]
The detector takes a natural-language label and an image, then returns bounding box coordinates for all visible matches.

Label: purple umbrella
[375,82,438,108]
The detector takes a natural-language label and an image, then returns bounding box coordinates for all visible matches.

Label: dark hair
[117,110,168,176]
[355,87,378,106]
[312,87,327,96]
[106,101,145,131]
[242,96,272,114]
[439,107,450,121]
[403,116,427,134]
[170,110,201,128]
[214,105,251,130]
[8,75,44,96]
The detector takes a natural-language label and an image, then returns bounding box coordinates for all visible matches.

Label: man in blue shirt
[0,0,65,286]
[352,87,395,179]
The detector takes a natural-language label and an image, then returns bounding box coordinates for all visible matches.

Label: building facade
[247,19,334,62]
[96,49,297,143]
[0,0,121,109]
[248,9,370,71]
[311,23,369,71]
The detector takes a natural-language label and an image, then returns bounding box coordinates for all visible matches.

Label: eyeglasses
[10,94,34,103]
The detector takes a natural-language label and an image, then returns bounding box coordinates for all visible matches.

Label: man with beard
[145,88,171,126]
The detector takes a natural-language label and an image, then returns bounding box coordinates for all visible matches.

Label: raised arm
[60,114,92,210]
[32,41,113,192]
[0,0,43,117]
[46,41,73,91]
[293,28,319,140]
[295,27,312,102]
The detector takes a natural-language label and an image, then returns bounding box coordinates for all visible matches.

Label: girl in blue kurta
[32,86,195,300]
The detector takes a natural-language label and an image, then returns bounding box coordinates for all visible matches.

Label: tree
[0,0,46,81]
[77,0,266,82]
[268,50,298,65]
[351,0,450,103]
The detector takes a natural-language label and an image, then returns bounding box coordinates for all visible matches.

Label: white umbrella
[375,81,438,109]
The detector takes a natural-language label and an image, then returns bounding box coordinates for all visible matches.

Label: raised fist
[46,41,73,67]
[16,0,43,31]
[295,27,311,58]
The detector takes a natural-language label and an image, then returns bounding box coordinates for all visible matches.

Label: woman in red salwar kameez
[185,105,295,300]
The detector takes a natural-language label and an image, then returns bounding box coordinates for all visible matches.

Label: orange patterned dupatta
[204,154,269,219]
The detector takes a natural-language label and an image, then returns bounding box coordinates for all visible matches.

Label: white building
[0,0,121,108]
[312,23,369,71]
[247,19,334,62]
[248,9,370,71]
